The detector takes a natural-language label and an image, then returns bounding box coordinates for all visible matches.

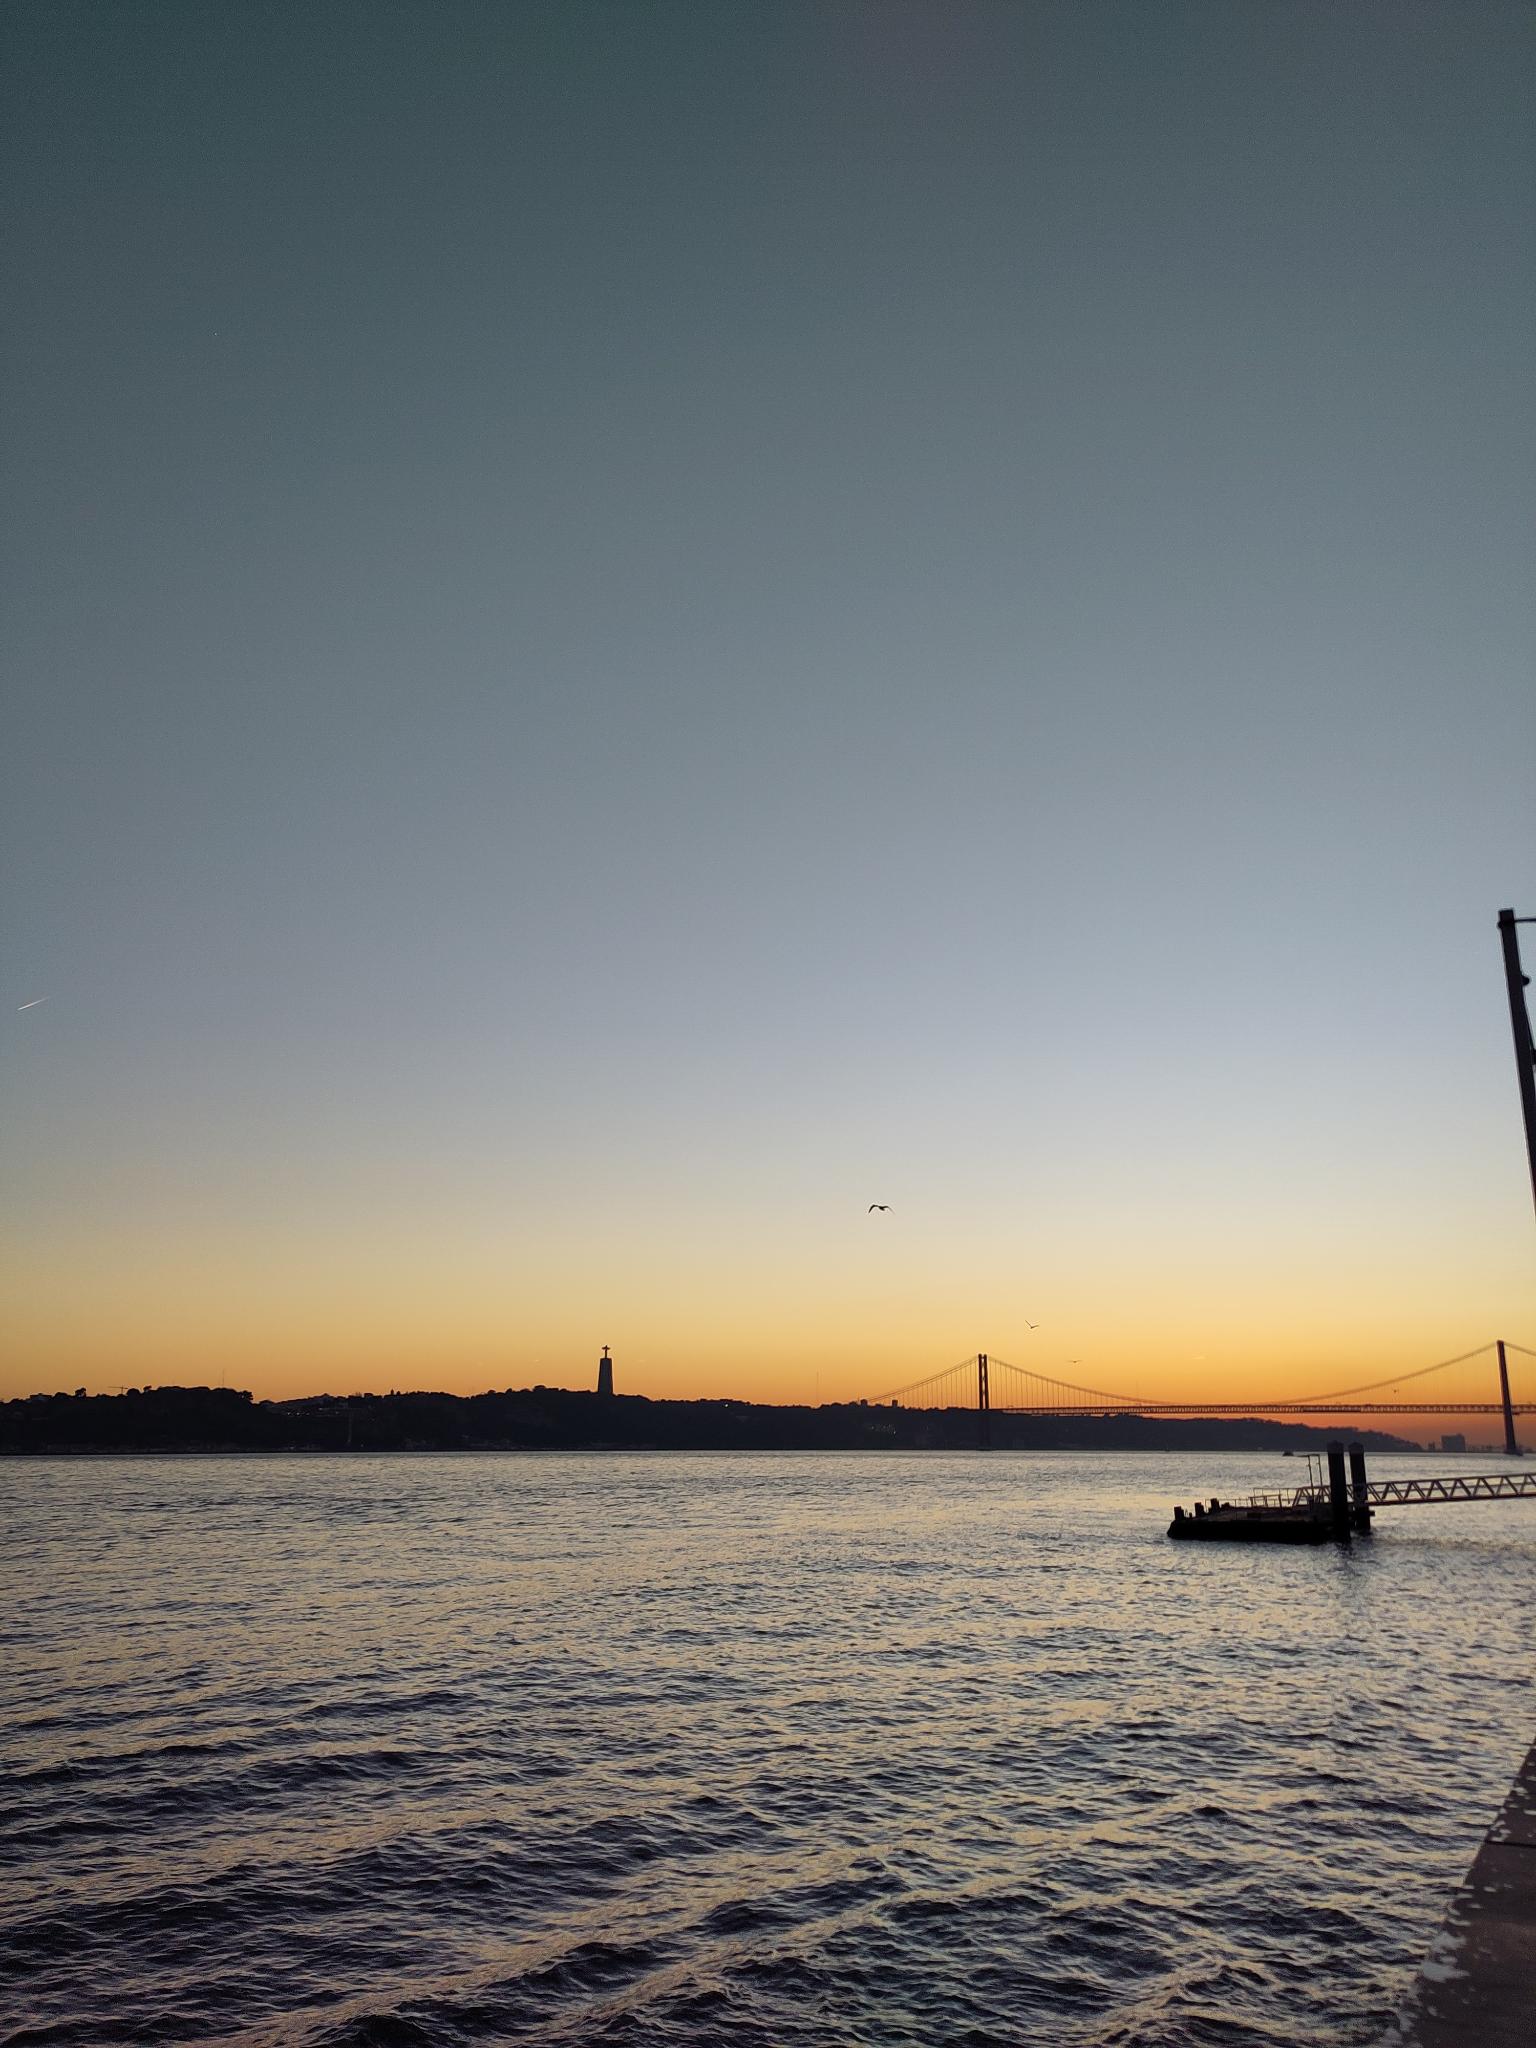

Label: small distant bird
[17,997,48,1011]
[868,1203,891,1212]
[1024,1319,1039,1330]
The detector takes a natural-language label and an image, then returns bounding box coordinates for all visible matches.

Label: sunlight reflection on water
[3,1450,1532,2046]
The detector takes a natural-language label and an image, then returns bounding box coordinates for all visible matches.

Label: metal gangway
[1248,1469,1536,1512]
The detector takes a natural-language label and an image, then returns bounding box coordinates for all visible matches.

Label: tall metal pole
[977,1352,990,1450]
[1497,909,1536,1226]
[1497,1338,1519,1458]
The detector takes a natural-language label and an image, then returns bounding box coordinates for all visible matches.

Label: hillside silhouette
[1,1385,1418,1456]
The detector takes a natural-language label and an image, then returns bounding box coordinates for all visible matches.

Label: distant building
[1441,1432,1467,1452]
[596,1346,614,1398]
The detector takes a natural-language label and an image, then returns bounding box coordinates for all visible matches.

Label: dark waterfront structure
[596,1346,614,1399]
[1169,1441,1363,1543]
[1391,1736,1536,2047]
[1169,1441,1536,1544]
[1169,1499,1338,1545]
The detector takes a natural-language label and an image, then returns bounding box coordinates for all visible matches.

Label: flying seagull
[1024,1319,1039,1330]
[868,1203,891,1212]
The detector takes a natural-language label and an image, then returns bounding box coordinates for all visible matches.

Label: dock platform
[1168,1442,1536,1544]
[1167,1499,1336,1543]
[1382,1738,1536,2045]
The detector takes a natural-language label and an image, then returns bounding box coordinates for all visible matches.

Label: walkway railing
[1246,1471,1536,1511]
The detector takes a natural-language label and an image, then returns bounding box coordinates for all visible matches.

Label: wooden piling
[1348,1441,1372,1532]
[1326,1442,1352,1542]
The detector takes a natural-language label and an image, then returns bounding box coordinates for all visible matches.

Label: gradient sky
[3,1,1533,1414]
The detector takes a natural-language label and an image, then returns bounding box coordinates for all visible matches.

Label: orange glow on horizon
[5,1224,1531,1442]
[4,1147,1531,1444]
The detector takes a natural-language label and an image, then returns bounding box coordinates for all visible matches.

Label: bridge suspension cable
[863,1357,979,1406]
[858,1340,1531,1416]
[987,1358,1146,1408]
[1288,1342,1498,1406]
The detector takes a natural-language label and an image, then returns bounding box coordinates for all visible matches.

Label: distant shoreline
[0,1442,1468,1460]
[1,1385,1424,1457]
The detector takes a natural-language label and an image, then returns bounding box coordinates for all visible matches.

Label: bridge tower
[596,1345,614,1399]
[977,1352,990,1450]
[1497,1339,1520,1457]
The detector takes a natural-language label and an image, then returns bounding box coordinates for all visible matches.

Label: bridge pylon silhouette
[863,1340,1535,1446]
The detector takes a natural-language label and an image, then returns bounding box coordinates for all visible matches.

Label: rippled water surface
[3,1451,1533,2046]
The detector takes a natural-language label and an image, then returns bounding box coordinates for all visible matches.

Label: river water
[3,1450,1532,2047]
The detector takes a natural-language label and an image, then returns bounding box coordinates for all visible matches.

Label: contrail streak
[17,997,49,1010]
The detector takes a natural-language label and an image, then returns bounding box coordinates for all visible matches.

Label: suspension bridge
[862,1339,1535,1450]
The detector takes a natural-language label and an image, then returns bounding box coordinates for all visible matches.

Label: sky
[2,1,1533,1416]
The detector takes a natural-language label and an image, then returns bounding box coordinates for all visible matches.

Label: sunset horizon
[8,1327,1532,1431]
[3,6,1533,2039]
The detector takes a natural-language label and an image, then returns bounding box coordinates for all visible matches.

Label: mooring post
[1326,1442,1352,1542]
[977,1352,990,1450]
[1347,1441,1371,1532]
[1497,1339,1519,1457]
